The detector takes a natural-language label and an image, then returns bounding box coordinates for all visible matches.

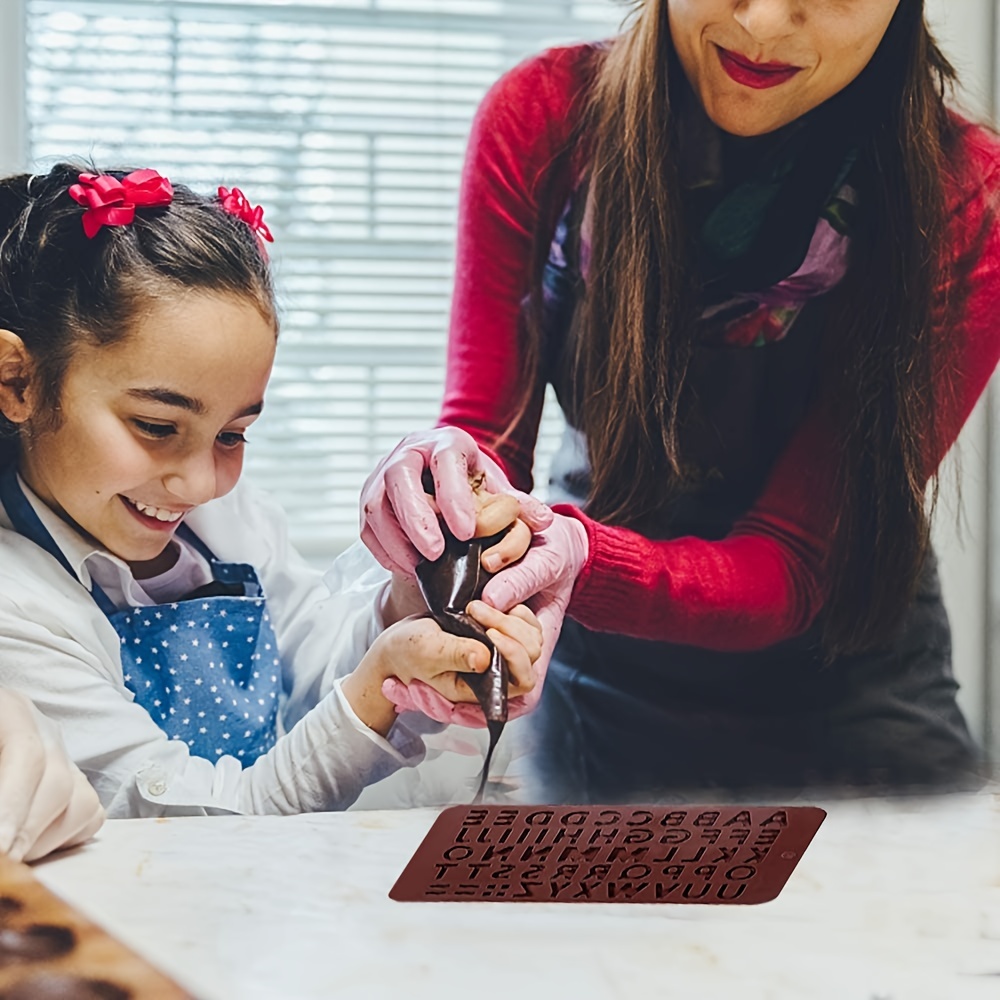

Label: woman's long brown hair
[520,0,976,656]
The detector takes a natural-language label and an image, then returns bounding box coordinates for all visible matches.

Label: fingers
[382,450,447,562]
[4,754,77,863]
[473,494,520,538]
[480,518,531,573]
[430,443,479,542]
[466,601,542,661]
[386,617,490,679]
[360,475,424,574]
[506,602,544,636]
[476,449,552,532]
[0,692,104,863]
[481,544,561,612]
[360,427,552,576]
[466,600,542,696]
[485,629,535,695]
[381,596,548,712]
[508,489,554,532]
[22,771,104,863]
[415,634,488,703]
[0,734,46,858]
[360,519,415,577]
[384,677,489,728]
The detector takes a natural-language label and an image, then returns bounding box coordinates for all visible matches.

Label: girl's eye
[217,431,247,449]
[133,419,175,439]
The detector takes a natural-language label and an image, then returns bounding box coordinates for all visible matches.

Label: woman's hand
[0,689,105,863]
[360,427,552,576]
[480,508,589,621]
[378,509,588,728]
[343,603,543,735]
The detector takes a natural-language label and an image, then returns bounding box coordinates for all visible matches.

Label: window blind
[25,0,625,556]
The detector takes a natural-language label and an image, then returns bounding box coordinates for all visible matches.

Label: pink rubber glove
[0,690,105,862]
[360,426,553,577]
[380,511,589,727]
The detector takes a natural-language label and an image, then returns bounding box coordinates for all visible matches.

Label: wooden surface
[0,852,190,998]
[29,790,1000,1000]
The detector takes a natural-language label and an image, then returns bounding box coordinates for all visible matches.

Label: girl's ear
[0,330,36,424]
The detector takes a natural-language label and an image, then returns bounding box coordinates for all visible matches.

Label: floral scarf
[548,93,860,350]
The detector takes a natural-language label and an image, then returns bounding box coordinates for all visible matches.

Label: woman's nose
[162,451,218,507]
[733,0,804,42]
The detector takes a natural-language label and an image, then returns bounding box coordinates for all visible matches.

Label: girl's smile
[9,292,276,574]
[120,494,189,528]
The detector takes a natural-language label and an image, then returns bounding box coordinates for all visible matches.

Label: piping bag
[414,475,518,802]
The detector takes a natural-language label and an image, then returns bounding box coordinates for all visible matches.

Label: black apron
[527,195,982,803]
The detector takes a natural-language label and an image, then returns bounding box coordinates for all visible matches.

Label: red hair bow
[218,187,274,248]
[68,169,174,239]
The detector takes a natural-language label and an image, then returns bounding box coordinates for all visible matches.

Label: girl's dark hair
[0,162,275,462]
[515,0,984,656]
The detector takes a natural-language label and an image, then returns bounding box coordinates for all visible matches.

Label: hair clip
[218,187,274,251]
[68,169,174,239]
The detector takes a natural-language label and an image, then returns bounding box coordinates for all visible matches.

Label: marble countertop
[32,791,1000,1000]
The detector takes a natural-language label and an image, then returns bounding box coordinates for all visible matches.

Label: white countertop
[31,791,1000,1000]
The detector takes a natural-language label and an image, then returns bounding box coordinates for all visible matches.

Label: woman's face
[668,0,903,136]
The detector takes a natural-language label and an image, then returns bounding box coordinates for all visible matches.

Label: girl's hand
[461,600,542,698]
[424,477,532,576]
[379,510,587,728]
[384,601,541,701]
[480,517,532,573]
[343,603,542,734]
[379,602,547,729]
[359,427,552,576]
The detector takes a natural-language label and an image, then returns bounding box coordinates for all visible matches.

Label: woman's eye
[133,419,175,439]
[217,431,247,448]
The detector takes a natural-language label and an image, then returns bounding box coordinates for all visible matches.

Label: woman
[361,0,1000,800]
[0,689,104,860]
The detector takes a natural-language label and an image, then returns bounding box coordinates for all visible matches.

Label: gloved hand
[360,426,552,576]
[0,689,104,862]
[381,511,589,727]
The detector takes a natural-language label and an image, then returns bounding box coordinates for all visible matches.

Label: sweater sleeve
[438,47,585,491]
[561,143,1000,650]
[440,58,1000,651]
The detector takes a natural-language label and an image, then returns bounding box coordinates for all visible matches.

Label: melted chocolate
[0,973,131,1000]
[415,528,510,800]
[0,898,24,922]
[0,924,75,966]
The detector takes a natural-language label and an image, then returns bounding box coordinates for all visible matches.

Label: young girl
[0,163,542,818]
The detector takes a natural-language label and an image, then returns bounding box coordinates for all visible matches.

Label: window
[26,0,624,556]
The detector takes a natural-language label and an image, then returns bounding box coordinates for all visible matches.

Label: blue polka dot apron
[0,469,282,766]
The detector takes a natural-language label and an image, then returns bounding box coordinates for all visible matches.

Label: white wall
[0,0,26,175]
[924,0,996,754]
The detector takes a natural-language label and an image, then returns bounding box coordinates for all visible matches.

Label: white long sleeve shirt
[0,478,424,818]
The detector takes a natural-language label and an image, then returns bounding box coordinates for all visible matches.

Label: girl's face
[16,292,275,574]
[668,0,902,136]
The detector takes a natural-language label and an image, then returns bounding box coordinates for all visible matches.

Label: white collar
[17,475,111,590]
[14,476,158,601]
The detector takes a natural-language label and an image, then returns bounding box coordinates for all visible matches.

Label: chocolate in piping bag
[415,526,510,802]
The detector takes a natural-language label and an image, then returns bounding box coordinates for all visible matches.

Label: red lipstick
[716,46,802,90]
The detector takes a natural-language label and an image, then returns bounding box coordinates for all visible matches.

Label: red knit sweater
[439,44,1000,652]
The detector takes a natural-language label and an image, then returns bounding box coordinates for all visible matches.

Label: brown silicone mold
[391,803,826,904]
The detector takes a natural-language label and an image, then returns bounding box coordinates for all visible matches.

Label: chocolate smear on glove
[415,526,511,803]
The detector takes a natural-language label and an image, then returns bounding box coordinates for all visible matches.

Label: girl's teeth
[128,498,183,522]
